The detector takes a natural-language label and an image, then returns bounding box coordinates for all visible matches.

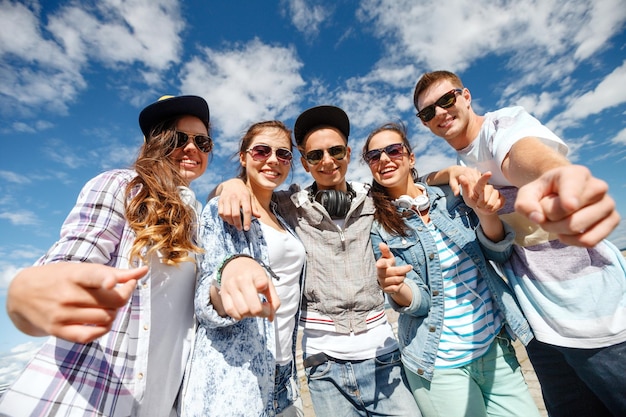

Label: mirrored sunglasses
[175,131,213,153]
[363,143,406,166]
[416,88,463,122]
[304,145,347,165]
[247,144,293,165]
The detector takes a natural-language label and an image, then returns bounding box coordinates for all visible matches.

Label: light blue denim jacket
[370,183,533,382]
[181,197,305,417]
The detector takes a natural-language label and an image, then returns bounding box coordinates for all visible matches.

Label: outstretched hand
[7,263,146,344]
[216,257,281,321]
[515,165,620,247]
[376,243,412,299]
[427,165,482,195]
[458,171,505,216]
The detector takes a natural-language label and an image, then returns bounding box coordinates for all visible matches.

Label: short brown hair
[413,70,463,112]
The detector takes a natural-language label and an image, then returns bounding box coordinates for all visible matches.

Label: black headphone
[393,184,430,212]
[310,183,355,219]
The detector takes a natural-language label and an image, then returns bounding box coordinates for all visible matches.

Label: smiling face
[366,129,415,199]
[240,126,292,199]
[416,79,473,150]
[169,115,209,184]
[300,127,350,191]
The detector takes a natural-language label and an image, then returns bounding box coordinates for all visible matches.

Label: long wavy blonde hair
[125,118,205,266]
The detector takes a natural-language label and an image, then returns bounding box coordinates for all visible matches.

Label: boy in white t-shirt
[413,70,625,417]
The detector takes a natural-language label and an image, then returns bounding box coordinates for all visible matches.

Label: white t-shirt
[456,106,626,348]
[141,253,197,417]
[261,223,306,365]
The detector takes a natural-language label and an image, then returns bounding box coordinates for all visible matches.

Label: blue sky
[0,0,625,388]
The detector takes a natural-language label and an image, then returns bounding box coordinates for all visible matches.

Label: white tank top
[261,223,306,365]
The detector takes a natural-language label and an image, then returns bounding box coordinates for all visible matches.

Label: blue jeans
[405,336,540,417]
[274,362,302,416]
[525,338,626,417]
[304,349,421,417]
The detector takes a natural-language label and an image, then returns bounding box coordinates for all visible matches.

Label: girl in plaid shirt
[1,95,212,417]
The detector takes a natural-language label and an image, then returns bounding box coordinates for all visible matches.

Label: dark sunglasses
[304,145,347,165]
[363,143,406,165]
[416,88,463,122]
[247,144,293,165]
[174,131,213,153]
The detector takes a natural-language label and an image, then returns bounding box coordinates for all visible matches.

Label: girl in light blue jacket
[363,122,538,417]
[182,121,306,417]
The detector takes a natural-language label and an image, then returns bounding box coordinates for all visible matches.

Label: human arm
[210,256,280,321]
[195,200,280,326]
[425,165,482,196]
[214,178,262,231]
[458,171,505,242]
[502,137,619,247]
[374,243,413,307]
[7,263,145,344]
[371,229,431,316]
[6,170,144,343]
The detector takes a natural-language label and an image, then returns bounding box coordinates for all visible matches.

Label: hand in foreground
[458,171,505,216]
[217,179,262,231]
[7,263,145,344]
[376,243,412,306]
[215,257,280,321]
[515,165,620,247]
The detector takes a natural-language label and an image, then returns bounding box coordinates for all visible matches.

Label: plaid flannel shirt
[0,169,199,417]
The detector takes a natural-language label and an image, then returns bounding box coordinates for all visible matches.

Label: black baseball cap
[139,95,209,139]
[293,105,350,147]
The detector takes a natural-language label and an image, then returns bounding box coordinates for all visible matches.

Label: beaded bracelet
[214,253,279,288]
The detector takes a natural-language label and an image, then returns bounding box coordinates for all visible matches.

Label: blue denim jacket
[370,184,533,382]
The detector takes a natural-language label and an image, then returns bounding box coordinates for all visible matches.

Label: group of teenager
[1,70,624,417]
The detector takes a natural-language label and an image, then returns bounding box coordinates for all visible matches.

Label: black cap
[293,105,350,147]
[139,95,209,139]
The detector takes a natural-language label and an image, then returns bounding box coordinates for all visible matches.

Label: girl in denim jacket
[364,122,539,417]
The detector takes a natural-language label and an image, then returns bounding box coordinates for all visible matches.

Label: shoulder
[79,169,136,199]
[427,184,470,214]
[485,106,527,119]
[424,183,455,201]
[485,106,549,131]
[203,196,222,217]
[348,181,370,195]
[86,169,136,186]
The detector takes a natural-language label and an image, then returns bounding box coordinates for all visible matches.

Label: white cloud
[0,262,24,291]
[179,38,306,148]
[47,0,184,71]
[0,341,44,387]
[556,61,626,124]
[0,211,39,226]
[0,171,31,185]
[612,127,626,146]
[572,0,626,61]
[282,0,331,39]
[42,138,89,169]
[0,0,185,117]
[0,246,45,291]
[359,0,542,71]
[356,0,626,106]
[510,92,560,120]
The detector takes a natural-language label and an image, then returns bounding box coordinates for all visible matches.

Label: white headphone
[393,184,430,211]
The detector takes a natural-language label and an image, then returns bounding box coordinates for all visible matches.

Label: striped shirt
[428,223,502,368]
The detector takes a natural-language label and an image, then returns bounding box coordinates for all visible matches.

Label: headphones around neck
[310,183,355,219]
[393,184,430,212]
